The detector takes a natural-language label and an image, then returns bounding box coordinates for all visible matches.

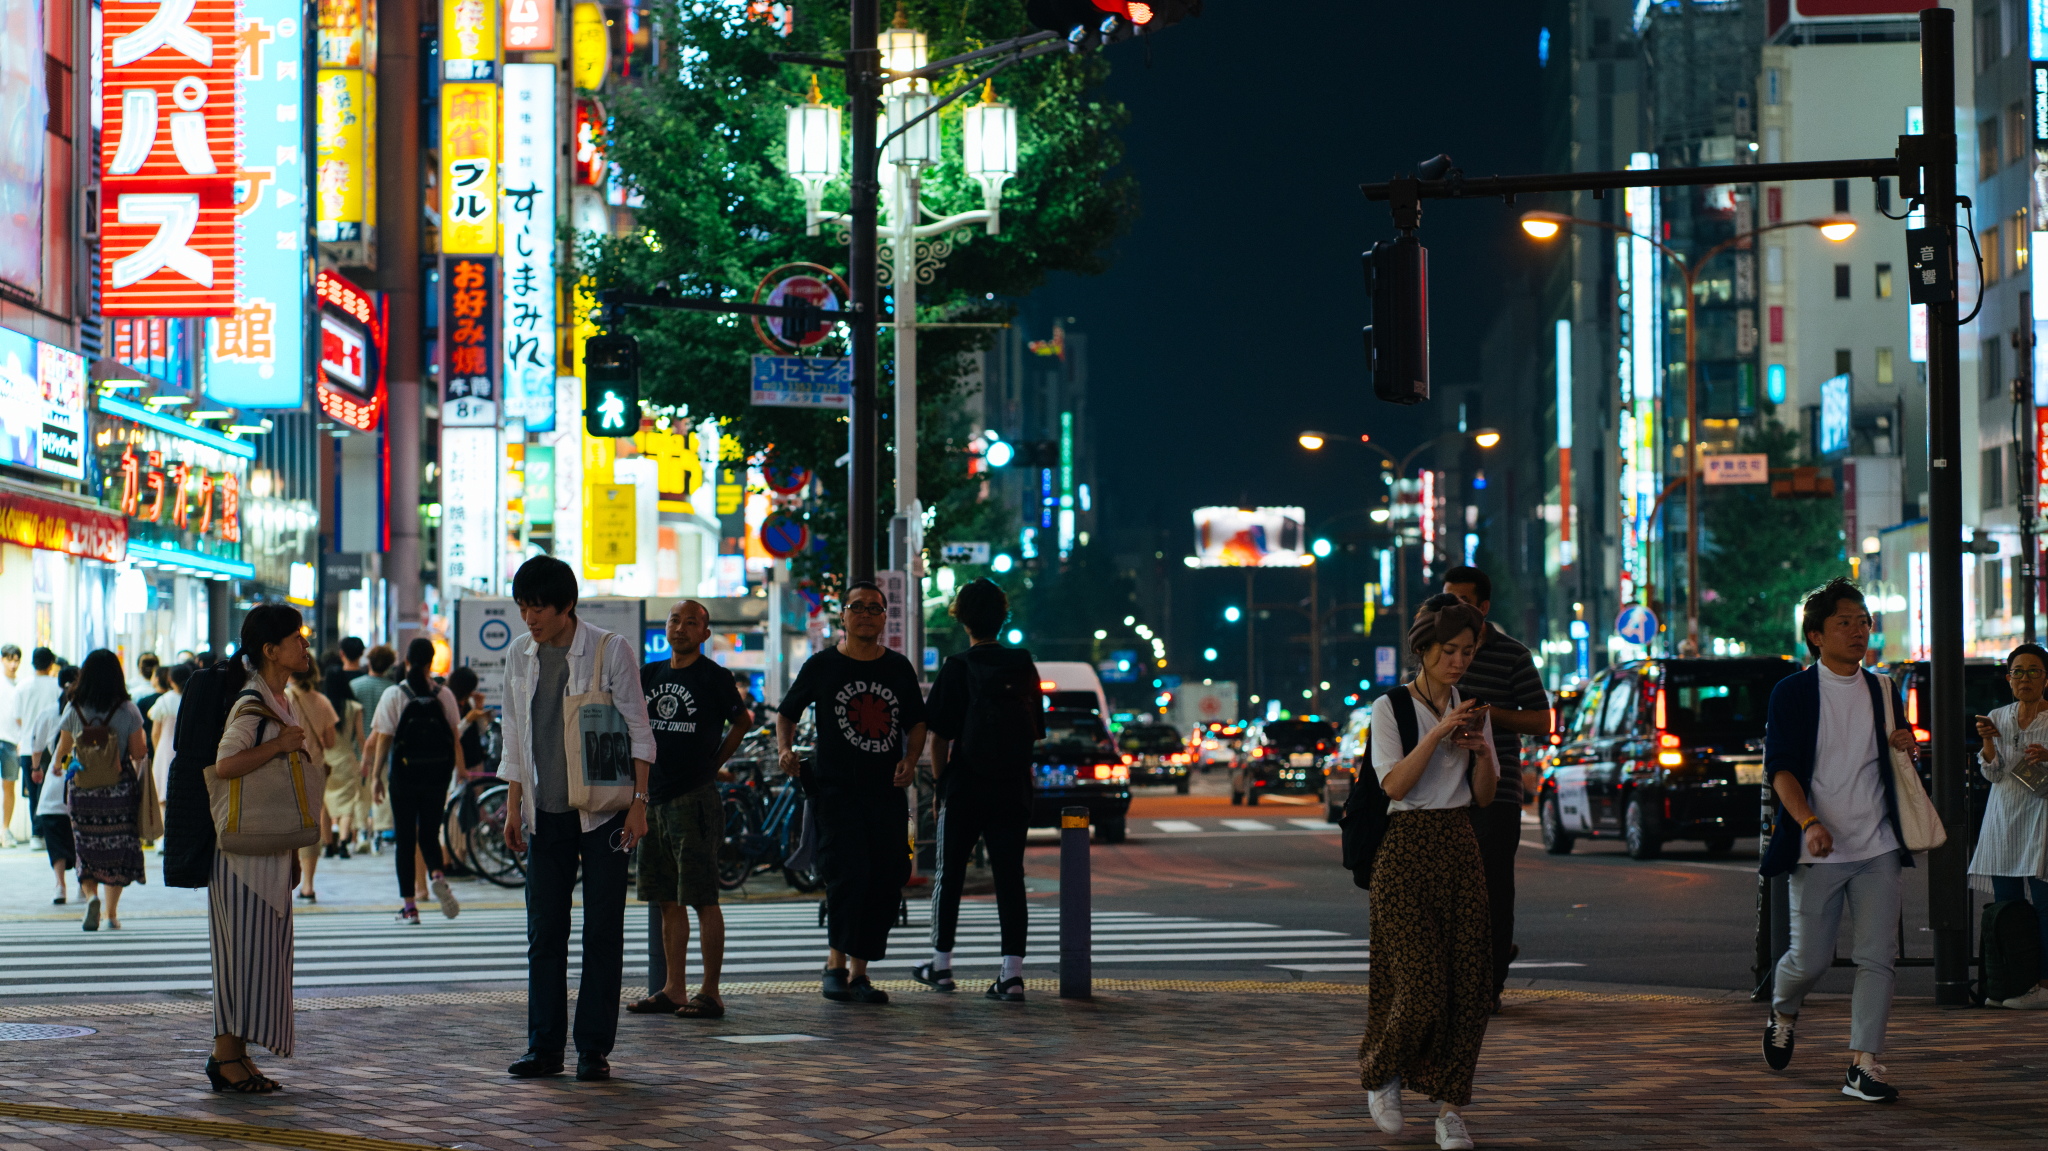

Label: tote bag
[1879,679,1947,852]
[205,690,322,853]
[563,632,636,813]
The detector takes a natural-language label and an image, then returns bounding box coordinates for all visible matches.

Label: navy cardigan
[1759,664,1915,879]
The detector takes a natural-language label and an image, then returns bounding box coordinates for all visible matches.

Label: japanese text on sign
[440,82,499,254]
[111,446,242,542]
[502,63,557,431]
[1701,453,1770,485]
[750,355,853,409]
[443,256,497,426]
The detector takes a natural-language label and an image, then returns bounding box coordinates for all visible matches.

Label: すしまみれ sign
[0,489,127,562]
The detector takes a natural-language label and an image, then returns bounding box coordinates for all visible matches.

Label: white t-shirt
[1370,686,1493,812]
[0,673,18,744]
[149,690,183,795]
[1803,664,1900,865]
[371,682,463,740]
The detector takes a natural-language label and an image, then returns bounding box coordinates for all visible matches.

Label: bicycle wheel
[466,782,528,888]
[717,786,760,891]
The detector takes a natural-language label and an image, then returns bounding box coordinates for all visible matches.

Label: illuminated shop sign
[503,63,556,431]
[442,0,497,80]
[95,400,252,570]
[0,488,127,563]
[442,256,497,426]
[316,269,384,432]
[441,82,499,254]
[0,326,88,481]
[505,0,552,50]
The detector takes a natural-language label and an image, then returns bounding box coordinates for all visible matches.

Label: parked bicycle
[718,768,821,893]
[441,773,526,888]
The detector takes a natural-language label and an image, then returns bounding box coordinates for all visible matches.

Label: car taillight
[1252,747,1266,758]
[1907,685,1919,726]
[1654,686,1667,730]
[1549,733,1561,745]
[1121,753,1133,765]
[1913,727,1932,742]
[1658,732,1680,749]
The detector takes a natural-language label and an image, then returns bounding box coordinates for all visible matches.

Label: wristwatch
[633,791,650,803]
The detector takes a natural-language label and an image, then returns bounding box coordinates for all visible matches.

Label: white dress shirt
[496,618,655,834]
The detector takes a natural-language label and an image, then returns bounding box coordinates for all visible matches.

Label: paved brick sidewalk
[0,983,2043,1150]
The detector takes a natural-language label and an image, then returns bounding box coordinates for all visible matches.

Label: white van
[1035,661,1110,718]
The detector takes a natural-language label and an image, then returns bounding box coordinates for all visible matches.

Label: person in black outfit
[913,579,1043,1002]
[323,637,366,719]
[777,580,928,1005]
[363,637,466,922]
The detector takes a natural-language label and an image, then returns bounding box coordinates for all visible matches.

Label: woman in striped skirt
[1970,642,2048,1007]
[205,605,316,1093]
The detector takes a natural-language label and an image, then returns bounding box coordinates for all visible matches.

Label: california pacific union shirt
[778,646,929,793]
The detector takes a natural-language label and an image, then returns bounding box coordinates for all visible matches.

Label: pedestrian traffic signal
[583,334,641,437]
[1364,236,1429,405]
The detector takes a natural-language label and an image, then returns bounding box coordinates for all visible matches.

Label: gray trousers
[1772,851,1903,1055]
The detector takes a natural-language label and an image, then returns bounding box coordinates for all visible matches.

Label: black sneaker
[821,966,853,1002]
[1762,1012,1795,1071]
[1842,1062,1898,1103]
[911,962,955,991]
[844,974,890,1004]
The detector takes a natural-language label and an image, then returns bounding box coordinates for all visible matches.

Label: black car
[1117,723,1192,792]
[1538,657,1798,859]
[1031,708,1132,843]
[1232,718,1338,805]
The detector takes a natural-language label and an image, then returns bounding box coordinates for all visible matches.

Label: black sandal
[204,1056,280,1093]
[674,993,725,1019]
[986,977,1025,1003]
[626,990,681,1014]
[912,963,956,991]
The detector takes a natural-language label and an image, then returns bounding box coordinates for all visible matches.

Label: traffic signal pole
[1360,5,1969,1004]
[847,0,881,583]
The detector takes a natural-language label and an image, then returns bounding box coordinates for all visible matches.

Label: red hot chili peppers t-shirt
[778,646,928,792]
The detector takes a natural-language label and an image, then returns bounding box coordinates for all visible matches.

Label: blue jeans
[1989,876,2048,981]
[1773,851,1904,1055]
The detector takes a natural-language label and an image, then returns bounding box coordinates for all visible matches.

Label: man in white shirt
[0,644,20,845]
[497,556,653,1083]
[15,648,62,840]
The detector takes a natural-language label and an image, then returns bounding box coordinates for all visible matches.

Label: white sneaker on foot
[2002,985,2048,1009]
[430,876,460,919]
[1367,1077,1402,1134]
[1435,1111,1474,1150]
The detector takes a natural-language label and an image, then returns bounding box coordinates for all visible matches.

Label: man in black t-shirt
[777,580,928,1005]
[324,637,366,719]
[627,599,750,1020]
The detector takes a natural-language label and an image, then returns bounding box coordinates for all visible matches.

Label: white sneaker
[1435,1111,1474,1150]
[1367,1077,1402,1134]
[2002,985,2048,1010]
[431,876,460,920]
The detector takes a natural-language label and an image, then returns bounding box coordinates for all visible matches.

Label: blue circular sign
[760,510,809,558]
[1615,605,1658,647]
[480,619,514,651]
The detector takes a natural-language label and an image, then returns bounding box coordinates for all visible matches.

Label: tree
[1698,417,1845,655]
[583,1,1137,595]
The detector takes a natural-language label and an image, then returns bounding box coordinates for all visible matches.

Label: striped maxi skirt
[209,852,295,1057]
[1357,807,1492,1107]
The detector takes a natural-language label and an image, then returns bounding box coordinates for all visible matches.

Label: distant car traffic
[1324,706,1372,823]
[1195,722,1246,770]
[1537,657,1798,859]
[1117,722,1193,792]
[1031,707,1132,843]
[1232,718,1337,806]
[1036,661,1110,716]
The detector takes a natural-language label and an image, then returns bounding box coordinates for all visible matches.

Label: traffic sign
[751,355,853,409]
[1616,605,1658,646]
[765,276,839,348]
[939,541,992,565]
[1374,646,1398,684]
[763,462,812,494]
[759,510,810,558]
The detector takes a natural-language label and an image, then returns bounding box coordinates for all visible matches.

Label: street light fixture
[784,76,843,237]
[1473,428,1501,448]
[961,81,1018,232]
[1298,431,1327,451]
[1521,208,1858,655]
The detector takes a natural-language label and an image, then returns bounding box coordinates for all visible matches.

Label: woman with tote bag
[52,652,150,931]
[203,605,321,1094]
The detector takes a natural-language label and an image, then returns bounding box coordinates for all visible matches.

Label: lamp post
[1520,209,1856,657]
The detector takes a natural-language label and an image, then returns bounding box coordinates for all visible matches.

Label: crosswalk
[1146,817,1337,835]
[0,902,1373,997]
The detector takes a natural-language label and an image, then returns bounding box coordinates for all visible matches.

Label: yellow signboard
[580,428,615,578]
[586,483,637,566]
[571,2,608,90]
[440,82,500,254]
[633,425,703,512]
[317,69,369,225]
[442,0,498,77]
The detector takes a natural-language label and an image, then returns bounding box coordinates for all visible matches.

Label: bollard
[647,902,666,995]
[1060,805,1091,1000]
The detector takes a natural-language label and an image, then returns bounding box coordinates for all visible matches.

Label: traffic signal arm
[1360,155,1903,204]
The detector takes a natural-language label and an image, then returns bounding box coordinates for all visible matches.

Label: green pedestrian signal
[583,334,640,437]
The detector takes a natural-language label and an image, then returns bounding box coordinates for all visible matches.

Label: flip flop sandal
[675,993,726,1019]
[626,991,682,1014]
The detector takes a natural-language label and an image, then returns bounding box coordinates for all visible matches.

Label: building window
[1985,336,2006,401]
[1766,185,1783,224]
[1836,349,1853,378]
[1766,245,1784,284]
[1768,305,1784,344]
[2013,209,2030,273]
[1984,445,2006,510]
[1985,557,2007,615]
[1983,225,2003,284]
[1876,263,1893,298]
[1766,67,1780,105]
[2011,102,2029,169]
[1834,180,1850,213]
[1877,347,1895,386]
[1835,264,1852,298]
[1981,117,2001,178]
[1978,9,2001,74]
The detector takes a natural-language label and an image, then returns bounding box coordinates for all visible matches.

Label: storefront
[0,481,130,661]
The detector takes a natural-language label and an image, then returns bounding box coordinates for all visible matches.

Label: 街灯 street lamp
[1521,208,1856,656]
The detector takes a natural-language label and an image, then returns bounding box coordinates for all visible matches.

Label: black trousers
[930,786,1029,956]
[1473,801,1521,996]
[389,768,451,898]
[814,787,910,963]
[526,809,627,1056]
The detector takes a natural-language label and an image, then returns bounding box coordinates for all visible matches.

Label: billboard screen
[1818,372,1851,458]
[1191,506,1308,568]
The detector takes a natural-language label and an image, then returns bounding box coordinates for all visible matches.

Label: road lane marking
[1152,820,1204,833]
[1288,818,1336,830]
[716,1034,824,1044]
[1222,819,1274,831]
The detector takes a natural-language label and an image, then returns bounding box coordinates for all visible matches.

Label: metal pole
[1245,569,1255,702]
[1684,263,1701,657]
[1395,535,1408,677]
[1309,559,1320,714]
[1919,5,1971,1007]
[847,0,881,583]
[378,0,422,636]
[647,903,666,995]
[894,165,918,515]
[1059,805,1091,999]
[2020,290,2038,645]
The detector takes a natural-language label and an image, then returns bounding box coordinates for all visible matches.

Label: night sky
[1034,1,1550,547]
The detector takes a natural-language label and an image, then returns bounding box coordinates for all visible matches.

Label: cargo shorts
[637,781,722,908]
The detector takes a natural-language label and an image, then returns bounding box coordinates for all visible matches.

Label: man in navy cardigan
[1759,578,1916,1103]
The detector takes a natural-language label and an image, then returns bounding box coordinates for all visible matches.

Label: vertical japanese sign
[316,0,375,246]
[442,0,497,80]
[501,63,555,431]
[208,0,308,408]
[441,82,499,254]
[101,0,241,316]
[443,255,496,425]
[440,427,500,594]
[504,0,552,50]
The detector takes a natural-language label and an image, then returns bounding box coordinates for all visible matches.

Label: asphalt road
[1059,769,1944,998]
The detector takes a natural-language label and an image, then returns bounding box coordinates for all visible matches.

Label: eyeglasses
[845,603,887,616]
[2010,668,2046,680]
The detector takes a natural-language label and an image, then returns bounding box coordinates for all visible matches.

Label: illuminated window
[1982,225,2003,284]
[1876,263,1893,299]
[1877,347,1895,386]
[2012,209,2029,273]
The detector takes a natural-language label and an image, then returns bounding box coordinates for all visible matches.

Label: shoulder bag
[205,689,321,853]
[1877,676,1946,852]
[564,632,637,813]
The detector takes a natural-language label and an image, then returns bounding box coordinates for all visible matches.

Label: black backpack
[1981,899,2043,1003]
[1340,686,1475,889]
[952,649,1042,796]
[393,682,455,776]
[162,662,242,887]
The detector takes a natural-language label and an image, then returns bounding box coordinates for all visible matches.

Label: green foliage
[1699,419,1846,655]
[583,1,1137,593]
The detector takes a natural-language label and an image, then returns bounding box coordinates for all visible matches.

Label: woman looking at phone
[1359,593,1500,1150]
[1970,643,2048,1007]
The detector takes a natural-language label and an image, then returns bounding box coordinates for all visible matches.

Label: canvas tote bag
[205,689,322,853]
[1879,676,1947,852]
[563,632,636,813]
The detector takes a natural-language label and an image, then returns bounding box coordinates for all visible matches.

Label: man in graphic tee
[629,599,751,1020]
[778,580,928,1005]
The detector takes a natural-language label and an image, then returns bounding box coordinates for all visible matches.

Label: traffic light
[1018,439,1060,468]
[583,334,641,437]
[1364,236,1429,405]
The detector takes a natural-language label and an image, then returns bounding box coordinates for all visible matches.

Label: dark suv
[1031,708,1132,843]
[1232,718,1337,805]
[1537,657,1798,859]
[1117,723,1191,792]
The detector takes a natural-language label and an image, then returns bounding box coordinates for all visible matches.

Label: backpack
[952,649,1042,799]
[162,662,243,887]
[393,682,455,776]
[1981,899,2043,1004]
[1339,685,1474,889]
[70,707,127,790]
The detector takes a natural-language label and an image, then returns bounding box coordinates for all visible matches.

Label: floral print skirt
[70,771,145,887]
